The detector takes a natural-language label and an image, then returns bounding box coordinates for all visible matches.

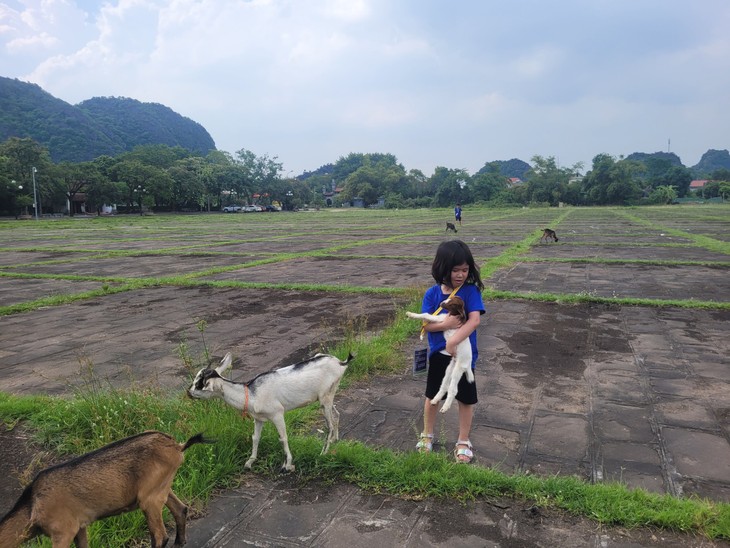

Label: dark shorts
[425,352,478,405]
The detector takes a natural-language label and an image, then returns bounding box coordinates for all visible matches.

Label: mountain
[624,151,684,167]
[691,149,730,176]
[0,76,216,162]
[477,158,531,179]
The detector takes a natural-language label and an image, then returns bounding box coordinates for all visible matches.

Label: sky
[1,0,729,177]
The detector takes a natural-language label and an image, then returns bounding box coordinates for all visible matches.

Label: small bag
[413,347,428,376]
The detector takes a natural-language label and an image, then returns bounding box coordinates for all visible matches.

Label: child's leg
[423,396,439,436]
[455,402,475,462]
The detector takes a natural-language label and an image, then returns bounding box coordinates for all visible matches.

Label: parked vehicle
[264,205,281,212]
[241,205,257,212]
[222,205,242,213]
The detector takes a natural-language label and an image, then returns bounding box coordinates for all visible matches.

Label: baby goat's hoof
[282,463,296,472]
[244,460,255,470]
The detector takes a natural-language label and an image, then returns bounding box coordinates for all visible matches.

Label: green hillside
[0,76,216,162]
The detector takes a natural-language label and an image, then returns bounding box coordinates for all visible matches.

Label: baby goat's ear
[214,352,233,376]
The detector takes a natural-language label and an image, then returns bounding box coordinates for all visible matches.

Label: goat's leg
[270,414,295,472]
[165,490,189,546]
[74,527,89,548]
[319,406,340,455]
[441,358,461,413]
[140,501,169,548]
[49,528,80,548]
[246,419,264,469]
[320,389,340,454]
[431,362,454,404]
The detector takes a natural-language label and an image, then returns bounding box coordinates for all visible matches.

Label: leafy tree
[113,160,167,212]
[523,156,581,206]
[710,168,730,182]
[661,166,692,197]
[430,167,469,207]
[469,170,508,202]
[582,154,642,205]
[648,185,677,204]
[56,161,106,216]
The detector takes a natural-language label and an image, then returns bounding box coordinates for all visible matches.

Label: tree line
[1,137,729,217]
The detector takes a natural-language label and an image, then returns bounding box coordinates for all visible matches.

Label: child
[454,203,462,226]
[416,239,485,463]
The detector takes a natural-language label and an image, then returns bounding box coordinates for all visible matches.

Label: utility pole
[31,166,39,220]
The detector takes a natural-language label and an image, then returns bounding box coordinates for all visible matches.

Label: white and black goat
[406,295,474,412]
[188,352,352,472]
[0,431,210,548]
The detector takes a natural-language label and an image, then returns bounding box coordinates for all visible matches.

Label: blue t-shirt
[421,283,485,369]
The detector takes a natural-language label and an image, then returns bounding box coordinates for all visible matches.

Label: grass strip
[2,386,728,543]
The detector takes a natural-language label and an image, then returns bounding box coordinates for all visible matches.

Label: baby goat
[188,352,352,472]
[0,431,209,548]
[407,296,474,412]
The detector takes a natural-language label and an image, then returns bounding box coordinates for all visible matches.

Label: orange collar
[241,384,250,419]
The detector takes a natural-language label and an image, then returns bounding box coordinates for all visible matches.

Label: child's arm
[422,313,462,332]
[444,310,480,356]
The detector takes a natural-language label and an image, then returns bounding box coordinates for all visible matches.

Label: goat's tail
[341,353,355,366]
[0,484,36,548]
[182,433,215,451]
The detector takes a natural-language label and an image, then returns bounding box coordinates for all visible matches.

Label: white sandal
[454,440,473,463]
[416,433,433,453]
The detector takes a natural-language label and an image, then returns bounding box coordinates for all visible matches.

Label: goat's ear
[215,352,233,376]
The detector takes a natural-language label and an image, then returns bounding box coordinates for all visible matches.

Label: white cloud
[1,0,728,174]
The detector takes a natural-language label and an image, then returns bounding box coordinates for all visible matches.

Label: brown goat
[0,431,209,548]
[540,228,559,243]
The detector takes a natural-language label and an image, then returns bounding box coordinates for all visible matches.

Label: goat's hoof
[244,460,254,469]
[282,464,295,472]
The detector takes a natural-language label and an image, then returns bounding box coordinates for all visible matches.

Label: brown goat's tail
[182,433,215,451]
[0,484,36,548]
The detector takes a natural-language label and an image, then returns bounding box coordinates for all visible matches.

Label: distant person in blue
[454,203,462,226]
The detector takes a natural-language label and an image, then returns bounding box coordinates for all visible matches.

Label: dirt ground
[1,207,729,546]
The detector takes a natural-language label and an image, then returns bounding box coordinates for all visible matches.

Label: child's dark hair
[431,240,484,290]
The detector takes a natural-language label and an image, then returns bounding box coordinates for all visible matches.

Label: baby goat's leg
[439,361,462,413]
[270,413,295,472]
[166,491,189,546]
[246,419,265,469]
[431,362,454,404]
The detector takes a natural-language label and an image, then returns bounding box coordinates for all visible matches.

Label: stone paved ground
[1,206,729,546]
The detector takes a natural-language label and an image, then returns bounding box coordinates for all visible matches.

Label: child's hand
[445,339,458,356]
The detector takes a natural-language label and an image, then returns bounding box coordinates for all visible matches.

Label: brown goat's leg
[73,527,89,548]
[165,491,189,546]
[140,502,169,548]
[49,529,77,548]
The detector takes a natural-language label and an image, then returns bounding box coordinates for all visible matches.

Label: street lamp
[31,167,39,220]
[133,185,146,215]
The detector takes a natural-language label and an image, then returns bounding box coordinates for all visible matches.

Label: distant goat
[446,222,458,233]
[540,228,559,243]
[406,296,474,412]
[188,352,352,472]
[0,431,210,548]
